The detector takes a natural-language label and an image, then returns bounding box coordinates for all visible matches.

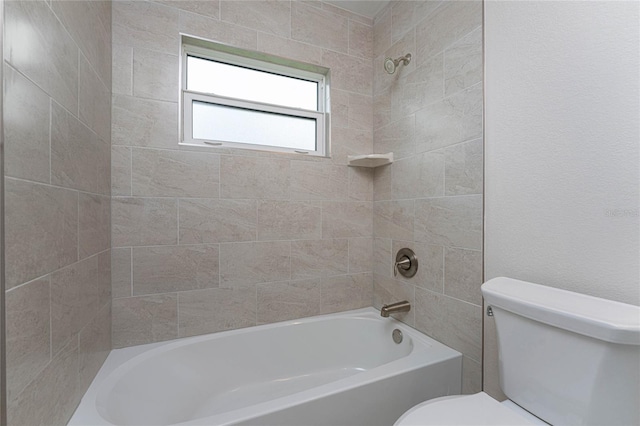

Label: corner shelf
[347,153,393,168]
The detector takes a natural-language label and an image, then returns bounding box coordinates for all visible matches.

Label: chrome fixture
[380,300,411,317]
[394,248,418,278]
[392,329,403,344]
[384,53,412,74]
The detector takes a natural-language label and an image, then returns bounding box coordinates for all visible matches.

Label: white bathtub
[70,308,462,426]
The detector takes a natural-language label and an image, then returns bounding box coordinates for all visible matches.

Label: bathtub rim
[70,307,462,426]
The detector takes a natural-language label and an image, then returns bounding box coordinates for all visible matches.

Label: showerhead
[384,53,412,74]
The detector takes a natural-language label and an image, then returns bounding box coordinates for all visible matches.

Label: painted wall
[110,0,375,347]
[3,1,112,423]
[484,0,639,399]
[371,0,483,393]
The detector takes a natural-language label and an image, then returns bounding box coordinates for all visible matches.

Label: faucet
[380,300,411,317]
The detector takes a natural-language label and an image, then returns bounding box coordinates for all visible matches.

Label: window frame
[180,38,329,157]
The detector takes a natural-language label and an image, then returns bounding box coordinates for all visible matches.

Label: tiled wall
[3,1,112,424]
[371,0,483,393]
[110,0,375,347]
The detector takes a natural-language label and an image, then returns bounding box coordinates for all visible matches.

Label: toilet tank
[482,277,640,426]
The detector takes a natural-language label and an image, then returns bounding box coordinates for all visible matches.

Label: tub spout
[380,301,411,317]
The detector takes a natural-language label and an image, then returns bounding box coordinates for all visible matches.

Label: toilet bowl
[393,277,640,426]
[394,392,547,426]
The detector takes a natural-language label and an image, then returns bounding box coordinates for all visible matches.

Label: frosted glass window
[187,56,318,111]
[192,101,316,151]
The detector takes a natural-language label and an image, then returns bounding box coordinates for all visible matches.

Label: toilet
[394,277,640,426]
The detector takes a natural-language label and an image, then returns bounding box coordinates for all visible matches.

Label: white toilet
[395,277,640,425]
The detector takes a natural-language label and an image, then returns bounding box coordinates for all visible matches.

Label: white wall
[483,0,639,397]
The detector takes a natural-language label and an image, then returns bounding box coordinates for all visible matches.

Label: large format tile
[392,240,444,293]
[131,148,219,197]
[78,304,111,393]
[178,287,256,337]
[3,64,50,183]
[290,239,349,280]
[349,19,373,59]
[97,250,112,308]
[257,201,322,240]
[221,0,291,37]
[79,54,111,142]
[6,277,50,401]
[133,245,219,295]
[111,248,132,299]
[290,161,348,201]
[133,48,179,102]
[111,146,132,196]
[113,1,179,54]
[414,195,482,250]
[444,138,483,195]
[373,200,414,241]
[322,201,373,238]
[257,33,324,66]
[444,27,482,97]
[112,197,177,247]
[292,2,348,53]
[444,247,483,305]
[321,273,372,314]
[220,156,290,200]
[112,95,178,149]
[374,115,415,160]
[373,273,414,325]
[179,10,257,51]
[112,294,178,348]
[179,199,257,244]
[321,50,372,95]
[112,44,133,96]
[348,237,373,273]
[79,193,110,260]
[391,151,445,200]
[155,0,220,19]
[5,179,78,289]
[257,280,321,324]
[220,241,290,287]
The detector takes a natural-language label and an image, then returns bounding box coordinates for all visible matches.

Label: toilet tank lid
[482,277,640,345]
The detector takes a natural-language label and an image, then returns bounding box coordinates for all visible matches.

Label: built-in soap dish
[347,153,393,168]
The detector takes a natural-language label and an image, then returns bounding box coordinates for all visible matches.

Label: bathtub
[70,308,462,426]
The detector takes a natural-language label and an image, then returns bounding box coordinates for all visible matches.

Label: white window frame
[180,37,329,157]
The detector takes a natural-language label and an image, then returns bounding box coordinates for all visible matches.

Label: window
[181,36,329,156]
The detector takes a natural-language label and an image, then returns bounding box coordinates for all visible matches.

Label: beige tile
[155,0,220,19]
[257,279,322,324]
[373,88,392,129]
[112,95,178,149]
[257,200,322,240]
[413,0,444,25]
[96,132,111,196]
[291,239,348,280]
[6,277,51,401]
[373,6,391,58]
[349,167,374,201]
[414,195,482,250]
[97,249,112,307]
[392,53,444,118]
[111,248,132,299]
[220,241,291,287]
[347,92,374,131]
[444,27,482,97]
[220,156,290,200]
[257,33,324,66]
[112,44,133,95]
[348,237,373,273]
[331,89,349,129]
[290,161,348,201]
[374,115,415,160]
[132,148,220,197]
[330,127,373,166]
[3,64,50,183]
[322,2,372,25]
[51,102,107,193]
[5,0,78,111]
[322,201,373,238]
[8,340,80,426]
[373,200,414,241]
[373,164,392,201]
[78,304,111,393]
[112,197,178,247]
[112,146,132,196]
[221,0,290,37]
[5,179,78,289]
[462,356,482,394]
[382,27,416,78]
[445,138,483,195]
[349,19,373,59]
[50,0,111,88]
[416,0,482,65]
[178,287,256,337]
[444,247,483,305]
[321,272,372,314]
[51,257,99,355]
[133,245,219,295]
[133,48,179,102]
[321,50,372,95]
[113,1,179,55]
[415,288,482,361]
[391,151,445,200]
[179,199,257,244]
[292,2,348,53]
[373,273,415,325]
[179,10,257,51]
[392,240,444,293]
[112,294,178,348]
[79,54,111,142]
[79,193,110,259]
[373,238,392,278]
[390,0,415,44]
